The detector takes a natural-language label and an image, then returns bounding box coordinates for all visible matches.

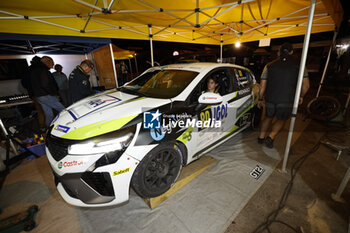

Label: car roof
[158,62,249,73]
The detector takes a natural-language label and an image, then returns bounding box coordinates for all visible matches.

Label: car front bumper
[46,147,139,207]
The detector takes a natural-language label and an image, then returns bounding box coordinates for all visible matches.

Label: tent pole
[134,55,139,74]
[153,12,195,35]
[196,0,199,25]
[107,0,116,11]
[109,43,118,88]
[220,35,223,63]
[128,58,133,74]
[316,29,338,98]
[149,25,154,67]
[200,0,252,11]
[90,53,100,86]
[73,0,102,11]
[200,2,243,26]
[281,0,316,173]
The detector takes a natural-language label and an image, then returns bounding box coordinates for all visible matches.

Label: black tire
[131,142,183,198]
[307,96,341,120]
[251,106,262,130]
[24,220,36,231]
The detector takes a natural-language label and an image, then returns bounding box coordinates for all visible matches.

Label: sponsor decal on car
[238,88,251,96]
[237,98,253,117]
[88,99,105,107]
[58,160,84,169]
[213,103,228,121]
[181,129,193,142]
[112,167,131,176]
[54,124,70,133]
[202,96,217,100]
[150,128,166,141]
[87,96,122,108]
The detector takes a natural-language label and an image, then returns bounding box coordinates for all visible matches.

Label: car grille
[81,172,115,196]
[46,135,69,161]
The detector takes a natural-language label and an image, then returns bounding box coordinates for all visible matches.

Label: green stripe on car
[61,115,138,140]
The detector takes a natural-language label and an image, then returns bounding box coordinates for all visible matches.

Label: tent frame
[109,43,118,87]
[316,29,338,97]
[0,1,333,44]
[281,0,316,172]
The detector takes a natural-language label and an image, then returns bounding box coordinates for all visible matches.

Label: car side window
[229,68,251,91]
[187,68,234,105]
[201,68,234,95]
[188,83,203,104]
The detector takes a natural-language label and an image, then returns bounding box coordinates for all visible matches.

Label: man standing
[257,43,310,148]
[22,56,45,128]
[52,64,70,107]
[69,60,95,103]
[30,56,65,128]
[120,61,128,85]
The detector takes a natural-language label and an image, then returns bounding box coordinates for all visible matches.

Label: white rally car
[46,63,260,207]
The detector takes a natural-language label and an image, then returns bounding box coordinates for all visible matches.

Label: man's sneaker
[265,136,274,148]
[257,137,265,144]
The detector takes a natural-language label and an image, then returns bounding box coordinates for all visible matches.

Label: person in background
[22,56,41,97]
[30,56,65,128]
[257,43,310,148]
[52,64,70,107]
[69,60,95,103]
[120,61,128,85]
[21,56,46,128]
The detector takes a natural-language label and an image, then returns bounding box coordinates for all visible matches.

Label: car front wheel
[131,142,183,198]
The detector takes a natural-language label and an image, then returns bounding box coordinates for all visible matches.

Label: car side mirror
[198,92,223,105]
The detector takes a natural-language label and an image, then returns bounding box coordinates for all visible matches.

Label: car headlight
[68,126,135,155]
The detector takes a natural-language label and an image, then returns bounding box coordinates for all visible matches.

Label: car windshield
[121,69,199,98]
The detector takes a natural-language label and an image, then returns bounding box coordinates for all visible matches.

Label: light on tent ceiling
[235,41,241,48]
[336,44,349,50]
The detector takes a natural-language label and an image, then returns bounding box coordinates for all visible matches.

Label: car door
[228,67,255,129]
[187,67,237,153]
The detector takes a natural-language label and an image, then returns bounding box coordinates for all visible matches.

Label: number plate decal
[250,165,265,180]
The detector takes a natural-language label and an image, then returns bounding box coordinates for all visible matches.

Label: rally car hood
[50,89,171,140]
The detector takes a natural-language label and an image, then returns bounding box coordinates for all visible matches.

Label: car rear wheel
[131,143,183,198]
[251,106,262,130]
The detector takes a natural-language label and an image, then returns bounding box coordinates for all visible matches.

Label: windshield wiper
[119,87,148,97]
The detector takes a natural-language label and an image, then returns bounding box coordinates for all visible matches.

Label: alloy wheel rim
[145,149,178,189]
